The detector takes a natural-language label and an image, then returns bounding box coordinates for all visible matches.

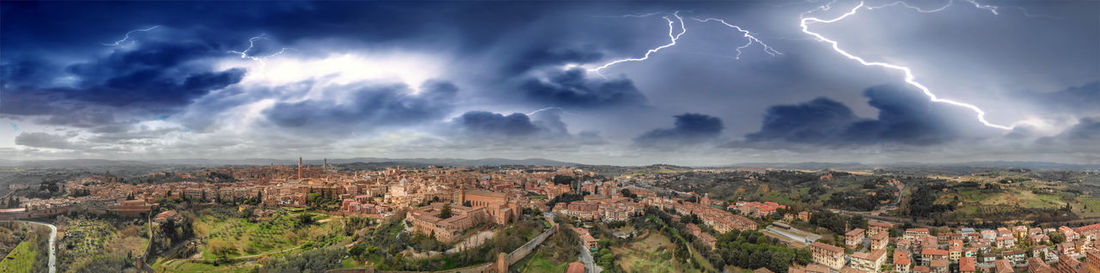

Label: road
[578,242,601,273]
[16,221,57,273]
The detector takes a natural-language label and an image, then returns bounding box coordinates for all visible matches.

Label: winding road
[13,221,56,273]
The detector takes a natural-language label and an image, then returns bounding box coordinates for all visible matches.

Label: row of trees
[638,206,812,272]
[261,245,346,273]
[706,229,812,273]
[826,188,895,211]
[632,208,707,272]
[809,209,867,235]
[306,187,340,208]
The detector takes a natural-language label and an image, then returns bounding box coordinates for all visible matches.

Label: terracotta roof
[993,260,1013,273]
[846,228,865,236]
[959,257,976,272]
[894,251,912,265]
[811,242,844,254]
[566,262,585,273]
[922,248,949,256]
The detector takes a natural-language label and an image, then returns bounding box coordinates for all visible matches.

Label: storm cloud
[1,39,245,129]
[745,85,979,146]
[0,0,1097,165]
[264,81,458,133]
[634,113,725,145]
[520,68,647,109]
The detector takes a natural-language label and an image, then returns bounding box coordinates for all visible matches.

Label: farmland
[0,241,37,273]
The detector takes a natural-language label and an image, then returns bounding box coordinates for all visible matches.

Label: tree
[6,197,19,208]
[439,203,453,219]
[208,238,236,264]
[621,189,638,199]
[1050,232,1066,244]
[552,175,576,185]
[262,246,346,273]
[296,214,314,227]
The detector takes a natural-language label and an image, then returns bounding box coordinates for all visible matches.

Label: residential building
[920,248,948,266]
[894,250,912,273]
[847,228,867,249]
[960,257,976,273]
[871,232,889,250]
[811,241,847,270]
[869,221,894,237]
[850,249,887,273]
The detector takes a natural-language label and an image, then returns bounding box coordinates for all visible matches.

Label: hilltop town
[0,160,1097,273]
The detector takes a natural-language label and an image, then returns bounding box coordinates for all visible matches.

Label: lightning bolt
[527,107,568,116]
[799,1,1015,130]
[866,0,952,13]
[963,0,999,15]
[587,11,687,75]
[619,12,664,18]
[691,17,781,60]
[228,34,289,66]
[103,25,161,46]
[871,0,1051,18]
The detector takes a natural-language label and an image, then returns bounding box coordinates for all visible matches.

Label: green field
[148,209,355,272]
[58,219,149,272]
[154,259,258,273]
[63,219,117,256]
[516,253,570,273]
[1077,197,1100,217]
[0,241,37,273]
[194,209,347,260]
[611,230,703,273]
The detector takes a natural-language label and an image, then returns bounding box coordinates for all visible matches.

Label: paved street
[578,241,601,273]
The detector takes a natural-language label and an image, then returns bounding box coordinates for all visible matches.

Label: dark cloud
[0,58,60,89]
[529,108,569,136]
[64,41,244,108]
[1030,81,1100,114]
[1,1,1097,163]
[264,81,457,132]
[520,68,646,109]
[0,1,560,58]
[504,46,603,75]
[634,113,724,145]
[745,97,859,144]
[452,111,539,137]
[1056,117,1100,141]
[744,85,967,146]
[449,109,603,146]
[845,86,962,145]
[14,132,76,149]
[1,40,245,130]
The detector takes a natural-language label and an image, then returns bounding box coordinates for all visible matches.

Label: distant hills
[0,158,1097,170]
[725,161,1100,171]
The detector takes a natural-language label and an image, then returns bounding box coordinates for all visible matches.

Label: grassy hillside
[0,241,37,273]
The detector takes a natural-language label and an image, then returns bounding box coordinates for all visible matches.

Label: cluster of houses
[644,195,758,233]
[803,221,1100,273]
[730,201,788,218]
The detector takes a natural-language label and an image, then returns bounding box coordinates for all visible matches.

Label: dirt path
[14,221,56,273]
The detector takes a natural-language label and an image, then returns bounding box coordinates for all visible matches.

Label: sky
[1,0,1098,166]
